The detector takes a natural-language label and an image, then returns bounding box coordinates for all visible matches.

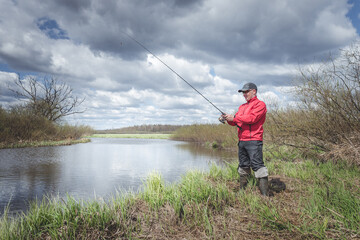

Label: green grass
[89,133,172,139]
[1,152,359,239]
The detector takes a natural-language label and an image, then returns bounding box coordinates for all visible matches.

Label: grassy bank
[1,152,359,239]
[0,138,91,149]
[89,133,172,139]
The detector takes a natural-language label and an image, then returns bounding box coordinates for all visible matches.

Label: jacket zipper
[244,102,251,139]
[249,124,251,139]
[235,113,242,130]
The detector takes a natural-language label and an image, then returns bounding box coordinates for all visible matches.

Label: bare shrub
[9,75,85,122]
[326,134,360,166]
[267,42,360,166]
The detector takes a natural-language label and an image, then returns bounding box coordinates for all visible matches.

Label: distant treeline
[96,124,184,134]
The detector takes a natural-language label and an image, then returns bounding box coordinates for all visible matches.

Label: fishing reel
[218,114,226,124]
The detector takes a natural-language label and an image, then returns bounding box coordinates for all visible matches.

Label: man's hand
[219,113,235,123]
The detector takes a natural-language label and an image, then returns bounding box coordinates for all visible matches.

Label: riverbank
[1,148,359,239]
[0,138,91,149]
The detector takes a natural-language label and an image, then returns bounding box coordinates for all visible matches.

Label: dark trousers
[238,140,265,172]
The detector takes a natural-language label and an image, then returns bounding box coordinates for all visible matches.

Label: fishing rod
[122,31,225,116]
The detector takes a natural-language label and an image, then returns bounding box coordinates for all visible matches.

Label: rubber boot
[239,174,249,190]
[238,167,251,191]
[259,177,269,196]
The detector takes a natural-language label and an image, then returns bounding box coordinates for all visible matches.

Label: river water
[0,138,235,215]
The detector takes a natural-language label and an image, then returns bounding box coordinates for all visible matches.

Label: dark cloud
[45,0,356,65]
[179,1,355,64]
[39,0,204,60]
[0,50,52,73]
[53,0,91,12]
[174,0,204,8]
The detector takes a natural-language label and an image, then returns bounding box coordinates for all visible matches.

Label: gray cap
[238,82,257,92]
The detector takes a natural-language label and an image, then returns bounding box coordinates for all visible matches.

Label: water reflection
[0,147,62,215]
[176,142,236,161]
[0,138,236,215]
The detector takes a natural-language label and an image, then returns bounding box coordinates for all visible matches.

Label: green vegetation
[1,154,359,239]
[89,133,172,139]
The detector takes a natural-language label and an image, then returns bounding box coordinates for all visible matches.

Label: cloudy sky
[0,0,359,130]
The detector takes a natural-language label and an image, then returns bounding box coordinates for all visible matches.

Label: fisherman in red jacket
[222,82,269,196]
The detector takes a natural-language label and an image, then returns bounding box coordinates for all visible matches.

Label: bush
[0,105,93,146]
[267,42,360,166]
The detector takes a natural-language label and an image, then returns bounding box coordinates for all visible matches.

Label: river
[0,138,235,215]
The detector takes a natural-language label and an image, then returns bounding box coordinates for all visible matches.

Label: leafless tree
[9,76,85,122]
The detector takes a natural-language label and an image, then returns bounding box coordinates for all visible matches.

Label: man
[222,82,269,196]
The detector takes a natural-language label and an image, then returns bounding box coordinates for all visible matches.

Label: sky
[0,0,359,130]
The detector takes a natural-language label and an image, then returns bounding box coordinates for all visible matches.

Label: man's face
[242,89,256,101]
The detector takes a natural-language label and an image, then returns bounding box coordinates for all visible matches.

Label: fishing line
[122,31,225,115]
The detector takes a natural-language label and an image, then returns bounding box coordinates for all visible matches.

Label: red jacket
[227,96,267,141]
